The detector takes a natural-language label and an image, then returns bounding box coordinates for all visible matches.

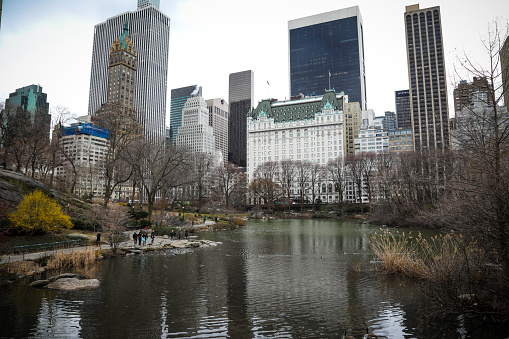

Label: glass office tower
[289,6,366,110]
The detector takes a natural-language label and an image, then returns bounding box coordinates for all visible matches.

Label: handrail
[13,239,88,254]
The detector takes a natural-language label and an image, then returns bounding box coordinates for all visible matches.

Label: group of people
[132,230,156,246]
[169,228,189,241]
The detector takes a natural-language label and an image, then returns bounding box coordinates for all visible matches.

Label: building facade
[382,111,397,132]
[206,98,229,163]
[405,4,449,151]
[170,85,201,143]
[56,122,110,197]
[176,95,218,157]
[343,102,362,155]
[2,84,51,142]
[247,90,346,181]
[395,90,411,129]
[88,1,170,143]
[453,77,493,114]
[94,22,141,138]
[289,6,367,110]
[388,129,414,153]
[228,70,254,168]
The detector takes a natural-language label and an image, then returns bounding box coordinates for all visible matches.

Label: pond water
[0,219,507,338]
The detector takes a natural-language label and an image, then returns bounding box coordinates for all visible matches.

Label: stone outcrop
[45,278,100,290]
[0,169,90,209]
[30,273,99,290]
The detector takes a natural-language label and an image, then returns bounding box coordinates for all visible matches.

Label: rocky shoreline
[1,237,222,288]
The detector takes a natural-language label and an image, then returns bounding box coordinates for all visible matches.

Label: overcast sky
[1,0,508,124]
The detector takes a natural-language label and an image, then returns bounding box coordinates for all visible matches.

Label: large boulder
[45,277,100,290]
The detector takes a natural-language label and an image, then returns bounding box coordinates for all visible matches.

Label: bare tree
[278,159,297,211]
[96,113,139,208]
[191,152,215,207]
[212,162,247,209]
[128,140,192,220]
[326,157,345,211]
[428,22,509,275]
[295,160,312,212]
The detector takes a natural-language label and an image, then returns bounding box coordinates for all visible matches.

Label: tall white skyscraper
[88,2,170,143]
[176,95,217,157]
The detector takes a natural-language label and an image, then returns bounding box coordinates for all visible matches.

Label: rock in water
[45,278,100,290]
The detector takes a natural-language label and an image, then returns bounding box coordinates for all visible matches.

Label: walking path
[0,225,218,265]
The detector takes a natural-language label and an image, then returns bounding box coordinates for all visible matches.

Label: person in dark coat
[151,230,155,244]
[96,232,101,247]
[170,229,175,241]
[133,232,138,246]
[178,229,181,239]
[138,232,142,245]
[185,229,189,240]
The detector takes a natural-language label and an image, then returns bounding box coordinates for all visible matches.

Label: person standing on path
[138,232,142,246]
[133,232,138,246]
[142,233,147,246]
[178,229,181,240]
[170,229,175,241]
[96,232,101,247]
[151,230,155,244]
[185,229,189,240]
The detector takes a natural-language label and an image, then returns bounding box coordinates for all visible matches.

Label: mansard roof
[251,90,344,123]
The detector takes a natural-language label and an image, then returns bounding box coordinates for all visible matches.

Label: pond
[0,219,507,338]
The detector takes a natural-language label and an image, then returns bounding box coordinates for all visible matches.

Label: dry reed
[46,248,96,270]
[369,228,468,280]
[3,261,41,276]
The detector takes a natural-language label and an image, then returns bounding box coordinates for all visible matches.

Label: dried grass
[46,248,96,270]
[369,228,468,280]
[352,262,361,272]
[3,261,41,276]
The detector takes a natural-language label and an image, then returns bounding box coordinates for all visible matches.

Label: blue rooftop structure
[63,123,110,139]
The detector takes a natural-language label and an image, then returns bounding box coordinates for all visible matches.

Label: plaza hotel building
[247,90,346,181]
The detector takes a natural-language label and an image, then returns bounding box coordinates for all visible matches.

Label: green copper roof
[119,21,130,49]
[251,90,344,123]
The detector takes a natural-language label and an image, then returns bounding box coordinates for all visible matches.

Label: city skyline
[0,0,508,124]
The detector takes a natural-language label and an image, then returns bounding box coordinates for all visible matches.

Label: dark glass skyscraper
[395,90,411,130]
[228,70,254,168]
[405,4,449,151]
[289,6,366,110]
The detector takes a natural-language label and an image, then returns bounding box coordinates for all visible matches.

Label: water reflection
[0,219,508,338]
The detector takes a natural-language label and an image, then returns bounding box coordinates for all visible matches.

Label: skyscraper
[170,85,201,143]
[228,70,254,168]
[3,84,51,135]
[95,22,141,137]
[176,95,217,156]
[88,1,170,144]
[288,6,367,110]
[404,4,449,151]
[206,98,229,163]
[395,90,411,130]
